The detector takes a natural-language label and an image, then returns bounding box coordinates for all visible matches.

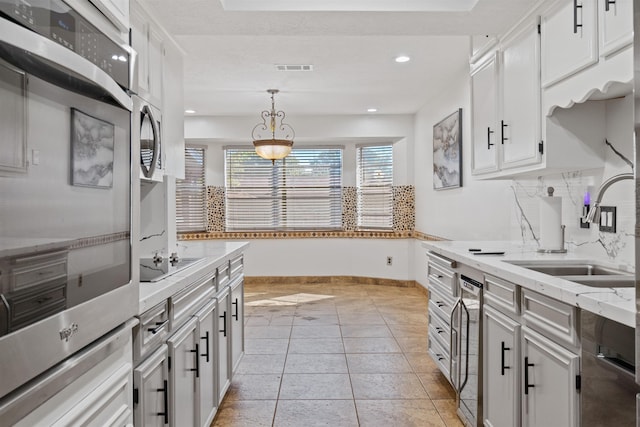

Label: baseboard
[245,275,421,289]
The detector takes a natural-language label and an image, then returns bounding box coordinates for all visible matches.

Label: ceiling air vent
[275,64,314,71]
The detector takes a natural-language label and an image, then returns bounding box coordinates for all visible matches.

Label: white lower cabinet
[522,327,580,427]
[196,299,219,427]
[230,278,245,375]
[483,305,521,427]
[167,317,200,427]
[133,345,169,427]
[217,286,231,404]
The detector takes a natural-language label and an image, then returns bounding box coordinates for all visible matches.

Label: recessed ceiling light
[395,55,411,63]
[367,108,378,113]
[185,109,196,114]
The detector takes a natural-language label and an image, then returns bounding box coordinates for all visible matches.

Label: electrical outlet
[580,204,590,229]
[386,256,393,266]
[599,206,616,233]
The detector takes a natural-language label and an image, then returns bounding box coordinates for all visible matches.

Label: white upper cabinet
[130,3,163,108]
[500,22,542,170]
[598,0,633,57]
[541,0,598,88]
[470,19,541,177]
[470,53,499,174]
[89,0,130,32]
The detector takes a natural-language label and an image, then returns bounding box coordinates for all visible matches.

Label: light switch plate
[599,206,616,233]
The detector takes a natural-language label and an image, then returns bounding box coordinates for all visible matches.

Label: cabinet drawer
[7,282,66,331]
[427,252,457,296]
[428,335,450,381]
[428,313,450,357]
[484,275,520,316]
[522,289,578,348]
[217,261,230,289]
[169,274,215,330]
[230,254,243,281]
[9,250,67,292]
[134,300,169,362]
[428,286,456,321]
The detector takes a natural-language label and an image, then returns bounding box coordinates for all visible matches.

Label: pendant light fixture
[252,89,295,163]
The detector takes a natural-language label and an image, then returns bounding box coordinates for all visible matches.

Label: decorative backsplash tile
[393,185,415,231]
[342,186,357,231]
[207,187,225,232]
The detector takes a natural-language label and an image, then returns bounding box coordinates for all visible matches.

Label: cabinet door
[470,53,499,174]
[598,0,633,57]
[134,345,169,427]
[230,278,245,375]
[522,327,580,427]
[162,39,185,179]
[130,8,149,95]
[500,23,542,170]
[483,306,521,427]
[541,0,598,87]
[217,289,231,404]
[90,0,129,31]
[148,26,164,108]
[168,317,200,427]
[196,299,218,427]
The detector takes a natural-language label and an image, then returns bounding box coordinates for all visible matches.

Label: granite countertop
[422,240,635,327]
[138,241,249,313]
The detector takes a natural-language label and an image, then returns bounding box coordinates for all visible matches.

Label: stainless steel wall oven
[0,0,136,406]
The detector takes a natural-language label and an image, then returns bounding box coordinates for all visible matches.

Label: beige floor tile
[356,400,445,427]
[417,372,457,400]
[245,325,292,339]
[226,374,282,401]
[381,312,429,325]
[245,315,271,326]
[387,324,429,338]
[279,373,353,399]
[404,352,440,373]
[288,338,345,354]
[343,337,402,353]
[290,324,342,338]
[292,314,340,325]
[211,400,276,427]
[350,373,429,399]
[273,400,358,427]
[346,353,413,374]
[284,353,348,373]
[395,337,429,353]
[432,399,465,427]
[340,324,393,338]
[338,313,387,325]
[269,315,295,325]
[244,338,290,355]
[236,354,287,374]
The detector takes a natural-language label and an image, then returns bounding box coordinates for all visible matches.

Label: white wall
[411,61,512,287]
[183,113,417,280]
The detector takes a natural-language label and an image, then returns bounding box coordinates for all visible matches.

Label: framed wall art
[433,108,462,190]
[71,108,115,188]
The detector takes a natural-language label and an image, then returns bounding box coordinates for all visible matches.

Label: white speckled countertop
[422,241,636,327]
[138,241,249,313]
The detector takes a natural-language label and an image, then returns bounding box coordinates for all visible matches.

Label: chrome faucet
[584,173,634,223]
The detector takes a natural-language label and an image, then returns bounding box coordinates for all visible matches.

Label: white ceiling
[141,0,535,116]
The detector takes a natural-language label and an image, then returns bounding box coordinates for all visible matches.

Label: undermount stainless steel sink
[506,261,635,288]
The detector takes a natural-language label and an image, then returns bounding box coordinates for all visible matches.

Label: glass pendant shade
[252,89,295,162]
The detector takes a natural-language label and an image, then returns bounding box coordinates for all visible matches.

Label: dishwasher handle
[459,299,470,393]
[449,297,461,387]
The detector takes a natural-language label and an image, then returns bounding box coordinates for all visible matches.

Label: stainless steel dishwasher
[451,271,484,427]
[581,310,640,427]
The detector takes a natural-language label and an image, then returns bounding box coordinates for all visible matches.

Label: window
[225,147,342,231]
[357,144,393,230]
[176,146,207,232]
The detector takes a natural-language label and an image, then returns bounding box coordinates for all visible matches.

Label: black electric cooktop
[139,257,202,282]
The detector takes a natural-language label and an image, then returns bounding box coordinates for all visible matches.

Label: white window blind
[357,144,393,230]
[176,146,206,232]
[225,147,343,231]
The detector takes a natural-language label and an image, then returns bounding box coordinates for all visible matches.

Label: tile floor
[211,282,462,427]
